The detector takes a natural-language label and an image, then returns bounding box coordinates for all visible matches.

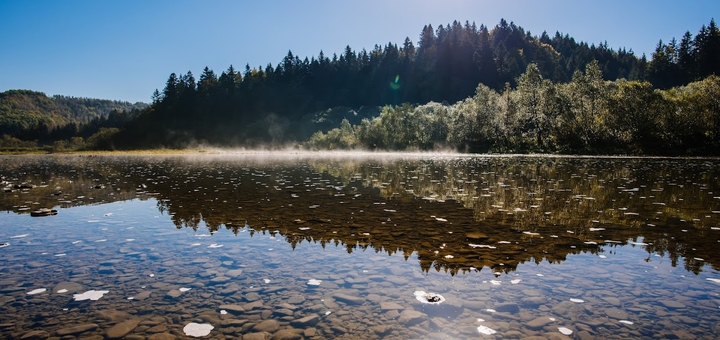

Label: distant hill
[0,90,148,136]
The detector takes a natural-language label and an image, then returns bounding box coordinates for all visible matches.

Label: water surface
[1,153,719,339]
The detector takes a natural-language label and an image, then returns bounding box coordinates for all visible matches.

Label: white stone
[183,323,214,337]
[73,290,109,301]
[179,287,191,292]
[570,298,584,303]
[414,291,445,304]
[477,325,497,335]
[558,327,573,335]
[27,288,46,295]
[307,279,322,286]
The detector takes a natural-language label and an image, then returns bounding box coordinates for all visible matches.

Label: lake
[1,153,719,339]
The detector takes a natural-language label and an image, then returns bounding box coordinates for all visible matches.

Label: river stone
[148,333,176,340]
[332,293,363,305]
[380,302,404,310]
[273,308,294,316]
[605,308,628,320]
[106,318,141,338]
[219,304,245,314]
[147,325,169,333]
[526,317,554,329]
[97,310,131,322]
[466,232,488,240]
[370,325,391,335]
[397,309,425,326]
[577,331,594,340]
[495,303,520,314]
[209,276,230,284]
[659,300,686,309]
[384,309,400,319]
[245,292,261,302]
[287,295,305,304]
[243,300,264,310]
[52,282,84,294]
[56,323,98,336]
[252,320,280,333]
[244,331,271,340]
[20,330,49,339]
[134,291,152,300]
[304,328,317,337]
[166,289,183,299]
[522,296,547,307]
[291,315,319,327]
[601,296,622,306]
[225,269,243,278]
[271,328,303,340]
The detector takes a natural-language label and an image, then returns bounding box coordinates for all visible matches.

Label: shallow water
[1,153,719,339]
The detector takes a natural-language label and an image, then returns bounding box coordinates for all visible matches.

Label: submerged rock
[20,330,49,340]
[397,309,426,326]
[414,291,445,305]
[183,323,214,337]
[55,323,98,336]
[106,318,141,339]
[30,209,58,217]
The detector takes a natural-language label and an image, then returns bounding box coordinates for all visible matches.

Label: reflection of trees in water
[1,155,718,274]
[309,157,720,273]
[0,155,148,213]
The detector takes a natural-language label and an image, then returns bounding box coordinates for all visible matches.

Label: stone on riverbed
[252,319,280,333]
[20,330,49,340]
[56,323,98,336]
[243,332,271,340]
[332,293,364,305]
[219,304,245,314]
[106,318,141,339]
[397,309,426,326]
[526,317,554,329]
[291,314,319,327]
[53,282,84,294]
[271,328,304,340]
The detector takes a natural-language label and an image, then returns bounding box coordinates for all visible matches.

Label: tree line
[2,19,719,154]
[308,61,720,155]
[113,18,650,148]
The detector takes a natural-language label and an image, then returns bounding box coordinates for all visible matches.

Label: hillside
[0,90,147,136]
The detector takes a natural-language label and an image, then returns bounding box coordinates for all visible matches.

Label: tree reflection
[1,154,718,275]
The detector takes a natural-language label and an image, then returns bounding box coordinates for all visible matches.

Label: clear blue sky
[0,0,717,103]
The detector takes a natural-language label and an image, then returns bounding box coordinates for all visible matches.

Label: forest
[2,19,719,155]
[0,90,146,150]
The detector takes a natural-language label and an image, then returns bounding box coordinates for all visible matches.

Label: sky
[1,0,718,103]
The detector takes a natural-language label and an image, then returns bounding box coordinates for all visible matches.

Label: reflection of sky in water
[1,154,720,338]
[1,198,719,338]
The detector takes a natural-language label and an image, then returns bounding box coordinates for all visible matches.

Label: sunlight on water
[1,154,719,339]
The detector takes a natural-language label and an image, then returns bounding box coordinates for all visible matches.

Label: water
[1,153,719,339]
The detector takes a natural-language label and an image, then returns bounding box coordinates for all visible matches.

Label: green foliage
[125,19,649,148]
[311,64,720,156]
[86,128,120,150]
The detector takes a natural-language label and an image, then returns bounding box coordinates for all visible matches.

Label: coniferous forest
[2,19,720,155]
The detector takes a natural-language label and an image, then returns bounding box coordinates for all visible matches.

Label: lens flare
[390,74,401,90]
